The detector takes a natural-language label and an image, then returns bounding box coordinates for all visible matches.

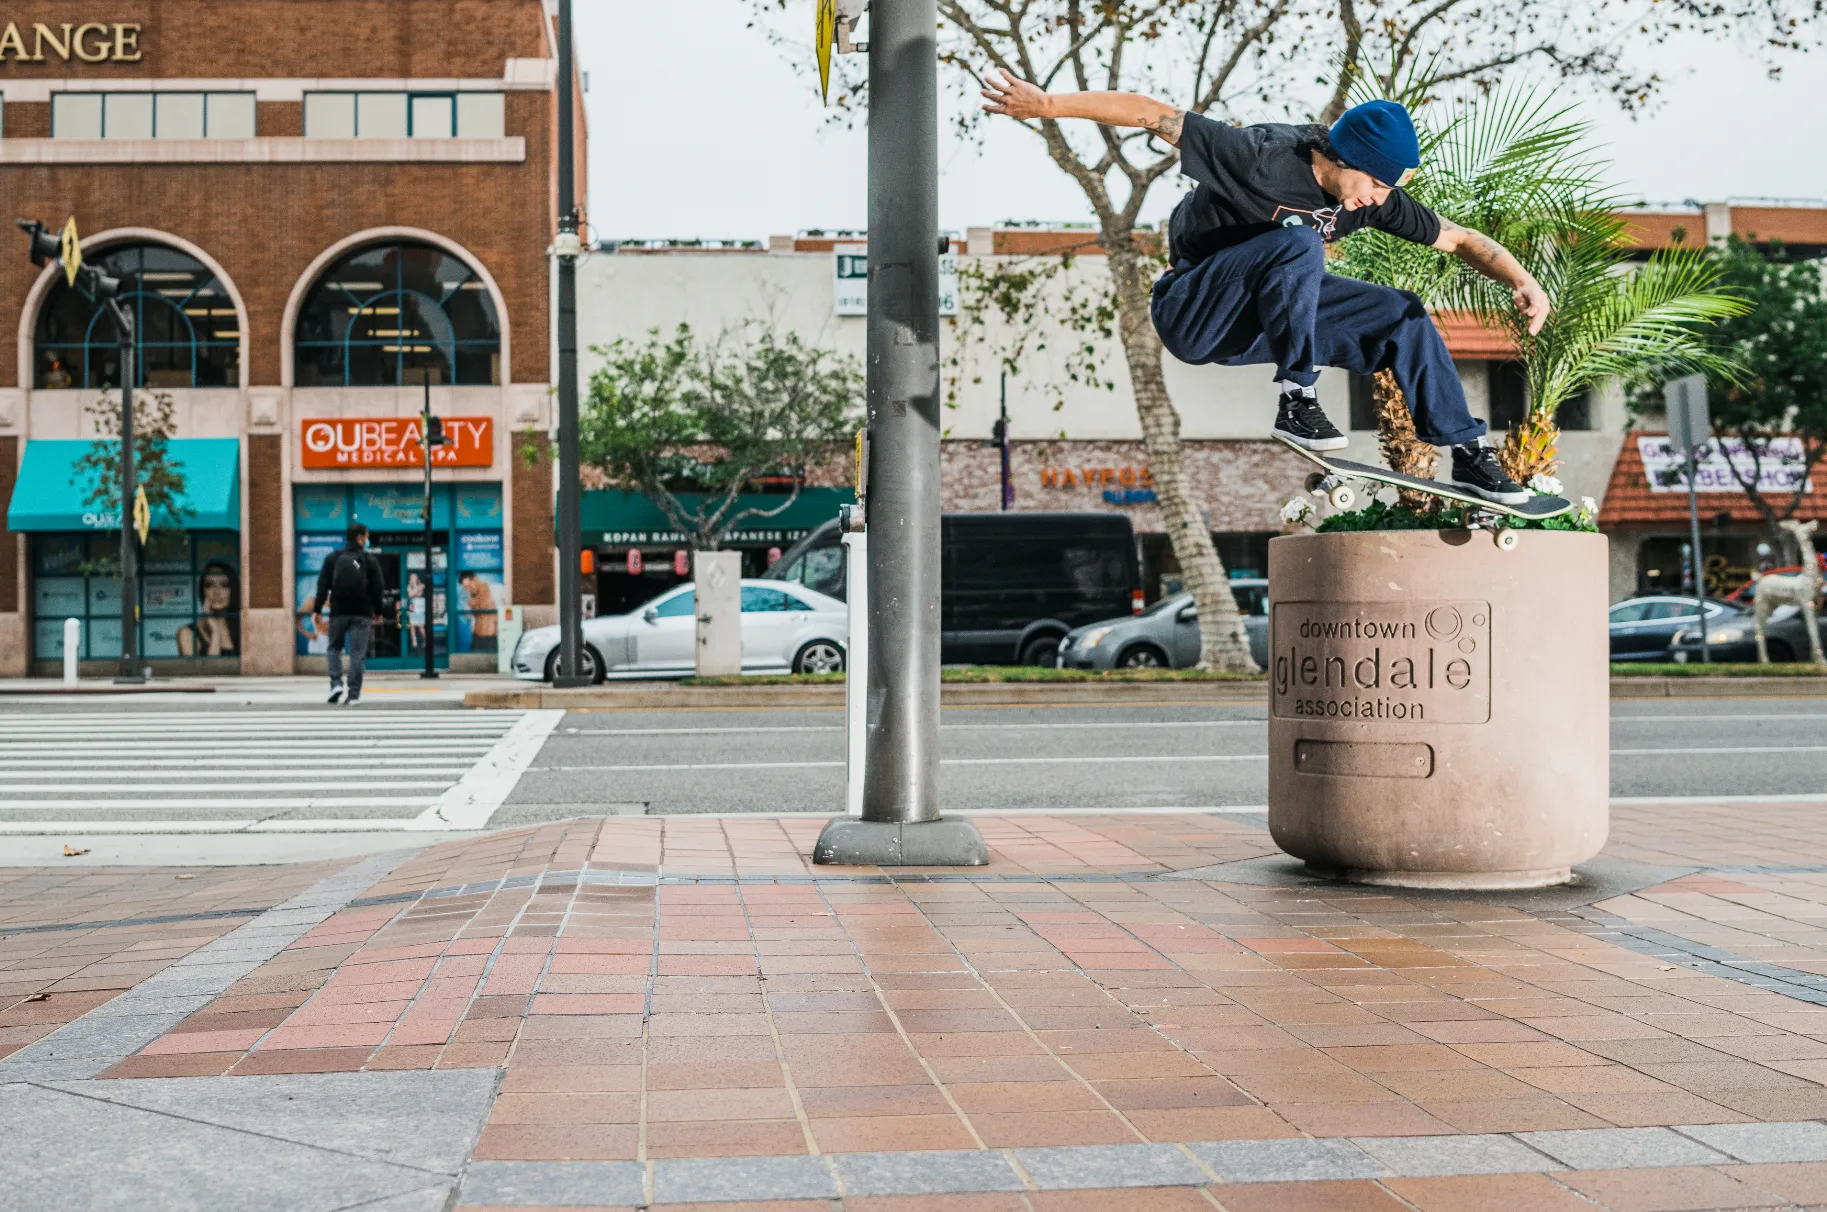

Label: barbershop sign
[0,21,142,62]
[301,417,494,469]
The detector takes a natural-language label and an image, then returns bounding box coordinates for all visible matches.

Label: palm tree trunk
[1497,411,1558,484]
[1107,242,1256,672]
[1371,370,1441,511]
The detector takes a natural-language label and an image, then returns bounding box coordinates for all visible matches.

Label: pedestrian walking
[314,523,386,705]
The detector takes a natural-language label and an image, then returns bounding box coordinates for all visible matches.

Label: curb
[1610,675,1827,698]
[0,683,217,696]
[464,680,1272,709]
[466,674,1827,709]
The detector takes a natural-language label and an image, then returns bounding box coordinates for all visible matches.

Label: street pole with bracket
[551,0,589,687]
[420,376,445,679]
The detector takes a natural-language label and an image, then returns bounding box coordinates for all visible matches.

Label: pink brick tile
[259,1023,395,1050]
[141,1029,265,1055]
[529,995,645,1016]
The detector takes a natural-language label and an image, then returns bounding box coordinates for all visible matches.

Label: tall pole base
[812,817,988,867]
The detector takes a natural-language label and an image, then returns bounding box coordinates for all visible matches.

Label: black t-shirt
[1167,113,1441,265]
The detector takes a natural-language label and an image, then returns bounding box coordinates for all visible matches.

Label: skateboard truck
[1303,471,1357,512]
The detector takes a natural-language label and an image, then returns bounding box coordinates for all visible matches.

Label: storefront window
[294,483,503,665]
[33,530,239,660]
[293,243,501,387]
[35,243,240,389]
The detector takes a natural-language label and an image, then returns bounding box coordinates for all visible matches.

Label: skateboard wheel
[1305,472,1328,495]
[1327,484,1356,510]
[1494,527,1519,551]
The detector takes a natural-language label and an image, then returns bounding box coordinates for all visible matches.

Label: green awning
[575,487,854,545]
[6,438,241,532]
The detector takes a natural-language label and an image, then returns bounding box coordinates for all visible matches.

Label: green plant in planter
[1328,72,1748,515]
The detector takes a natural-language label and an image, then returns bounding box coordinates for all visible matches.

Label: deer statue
[1753,518,1825,664]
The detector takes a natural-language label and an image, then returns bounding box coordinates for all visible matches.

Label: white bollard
[842,526,868,817]
[62,617,80,685]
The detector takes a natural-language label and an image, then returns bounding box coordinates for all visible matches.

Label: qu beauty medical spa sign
[1270,600,1491,724]
[301,417,493,469]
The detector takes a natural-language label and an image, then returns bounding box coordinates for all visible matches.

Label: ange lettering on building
[1271,600,1491,724]
[301,417,493,469]
[0,20,141,62]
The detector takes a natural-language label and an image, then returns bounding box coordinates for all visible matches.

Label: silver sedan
[1056,580,1269,670]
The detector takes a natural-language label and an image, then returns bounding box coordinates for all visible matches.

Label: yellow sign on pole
[133,485,150,545]
[58,216,82,287]
[816,0,836,104]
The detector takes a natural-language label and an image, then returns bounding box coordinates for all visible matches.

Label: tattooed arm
[1434,218,1552,335]
[981,71,1185,146]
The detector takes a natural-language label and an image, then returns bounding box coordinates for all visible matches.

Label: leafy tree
[75,389,190,531]
[755,0,1817,670]
[579,323,863,551]
[1656,237,1827,555]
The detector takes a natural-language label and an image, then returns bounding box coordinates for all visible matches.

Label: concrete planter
[1267,528,1608,889]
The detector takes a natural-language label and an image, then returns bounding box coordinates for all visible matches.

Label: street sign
[59,216,81,287]
[1664,374,1711,454]
[816,0,835,103]
[833,246,957,317]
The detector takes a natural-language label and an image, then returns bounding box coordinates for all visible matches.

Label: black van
[764,512,1142,667]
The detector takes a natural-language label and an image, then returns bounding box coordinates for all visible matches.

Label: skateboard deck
[1273,433,1573,522]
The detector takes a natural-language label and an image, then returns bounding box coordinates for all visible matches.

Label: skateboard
[1272,433,1574,550]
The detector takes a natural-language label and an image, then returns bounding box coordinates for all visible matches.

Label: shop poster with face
[295,533,343,654]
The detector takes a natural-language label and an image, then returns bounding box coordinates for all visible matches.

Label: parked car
[1058,581,1270,671]
[510,580,847,682]
[1671,601,1827,663]
[765,512,1142,667]
[1608,596,1740,662]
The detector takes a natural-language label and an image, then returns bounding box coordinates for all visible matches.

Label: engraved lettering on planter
[1270,600,1490,723]
[1294,739,1434,778]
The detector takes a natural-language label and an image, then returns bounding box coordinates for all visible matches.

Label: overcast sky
[576,1,1826,241]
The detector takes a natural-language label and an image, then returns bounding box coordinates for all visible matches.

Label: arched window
[34,243,239,389]
[293,242,500,387]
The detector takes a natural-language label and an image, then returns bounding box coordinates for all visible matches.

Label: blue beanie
[1328,100,1420,188]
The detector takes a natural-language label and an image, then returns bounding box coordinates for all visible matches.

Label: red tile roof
[1598,432,1827,526]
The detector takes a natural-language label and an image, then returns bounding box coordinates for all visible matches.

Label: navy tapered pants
[1150,224,1486,447]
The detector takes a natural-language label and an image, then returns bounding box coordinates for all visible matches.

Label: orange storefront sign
[300,417,494,469]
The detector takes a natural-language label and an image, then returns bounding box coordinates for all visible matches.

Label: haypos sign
[301,417,493,469]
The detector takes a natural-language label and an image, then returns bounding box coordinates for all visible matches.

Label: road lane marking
[409,709,566,830]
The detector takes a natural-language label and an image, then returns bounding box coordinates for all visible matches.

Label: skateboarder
[982,74,1550,505]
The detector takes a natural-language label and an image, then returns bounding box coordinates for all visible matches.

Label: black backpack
[329,550,368,613]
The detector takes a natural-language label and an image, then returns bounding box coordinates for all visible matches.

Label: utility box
[496,606,524,675]
[694,550,742,677]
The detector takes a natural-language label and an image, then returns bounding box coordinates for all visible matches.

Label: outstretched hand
[1515,281,1551,336]
[982,71,1050,121]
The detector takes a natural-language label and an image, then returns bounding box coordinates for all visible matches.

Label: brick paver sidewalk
[11,806,1827,1209]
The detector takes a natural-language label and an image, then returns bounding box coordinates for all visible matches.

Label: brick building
[0,0,577,676]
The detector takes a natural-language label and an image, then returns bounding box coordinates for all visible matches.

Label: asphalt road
[498,697,1827,818]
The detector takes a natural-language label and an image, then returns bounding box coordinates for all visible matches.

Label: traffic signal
[425,415,447,446]
[16,217,121,301]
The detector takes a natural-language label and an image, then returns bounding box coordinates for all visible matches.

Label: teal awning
[6,438,241,532]
[575,487,854,545]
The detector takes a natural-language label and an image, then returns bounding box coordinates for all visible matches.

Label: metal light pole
[110,300,143,684]
[813,0,985,865]
[997,371,1012,510]
[551,0,588,687]
[1667,375,1712,663]
[420,377,440,679]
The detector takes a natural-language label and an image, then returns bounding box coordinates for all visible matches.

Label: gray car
[1057,580,1269,670]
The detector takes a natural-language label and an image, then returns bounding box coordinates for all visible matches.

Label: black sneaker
[327,687,345,704]
[1272,392,1349,452]
[1450,443,1530,505]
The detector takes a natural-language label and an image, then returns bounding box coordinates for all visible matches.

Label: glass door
[362,533,445,669]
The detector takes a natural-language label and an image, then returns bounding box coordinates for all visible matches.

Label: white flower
[1281,498,1315,526]
[1528,474,1564,497]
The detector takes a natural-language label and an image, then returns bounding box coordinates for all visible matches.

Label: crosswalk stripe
[0,708,556,832]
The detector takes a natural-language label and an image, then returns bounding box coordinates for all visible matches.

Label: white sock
[1278,379,1316,398]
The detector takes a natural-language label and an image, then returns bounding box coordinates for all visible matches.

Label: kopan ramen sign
[301,417,493,469]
